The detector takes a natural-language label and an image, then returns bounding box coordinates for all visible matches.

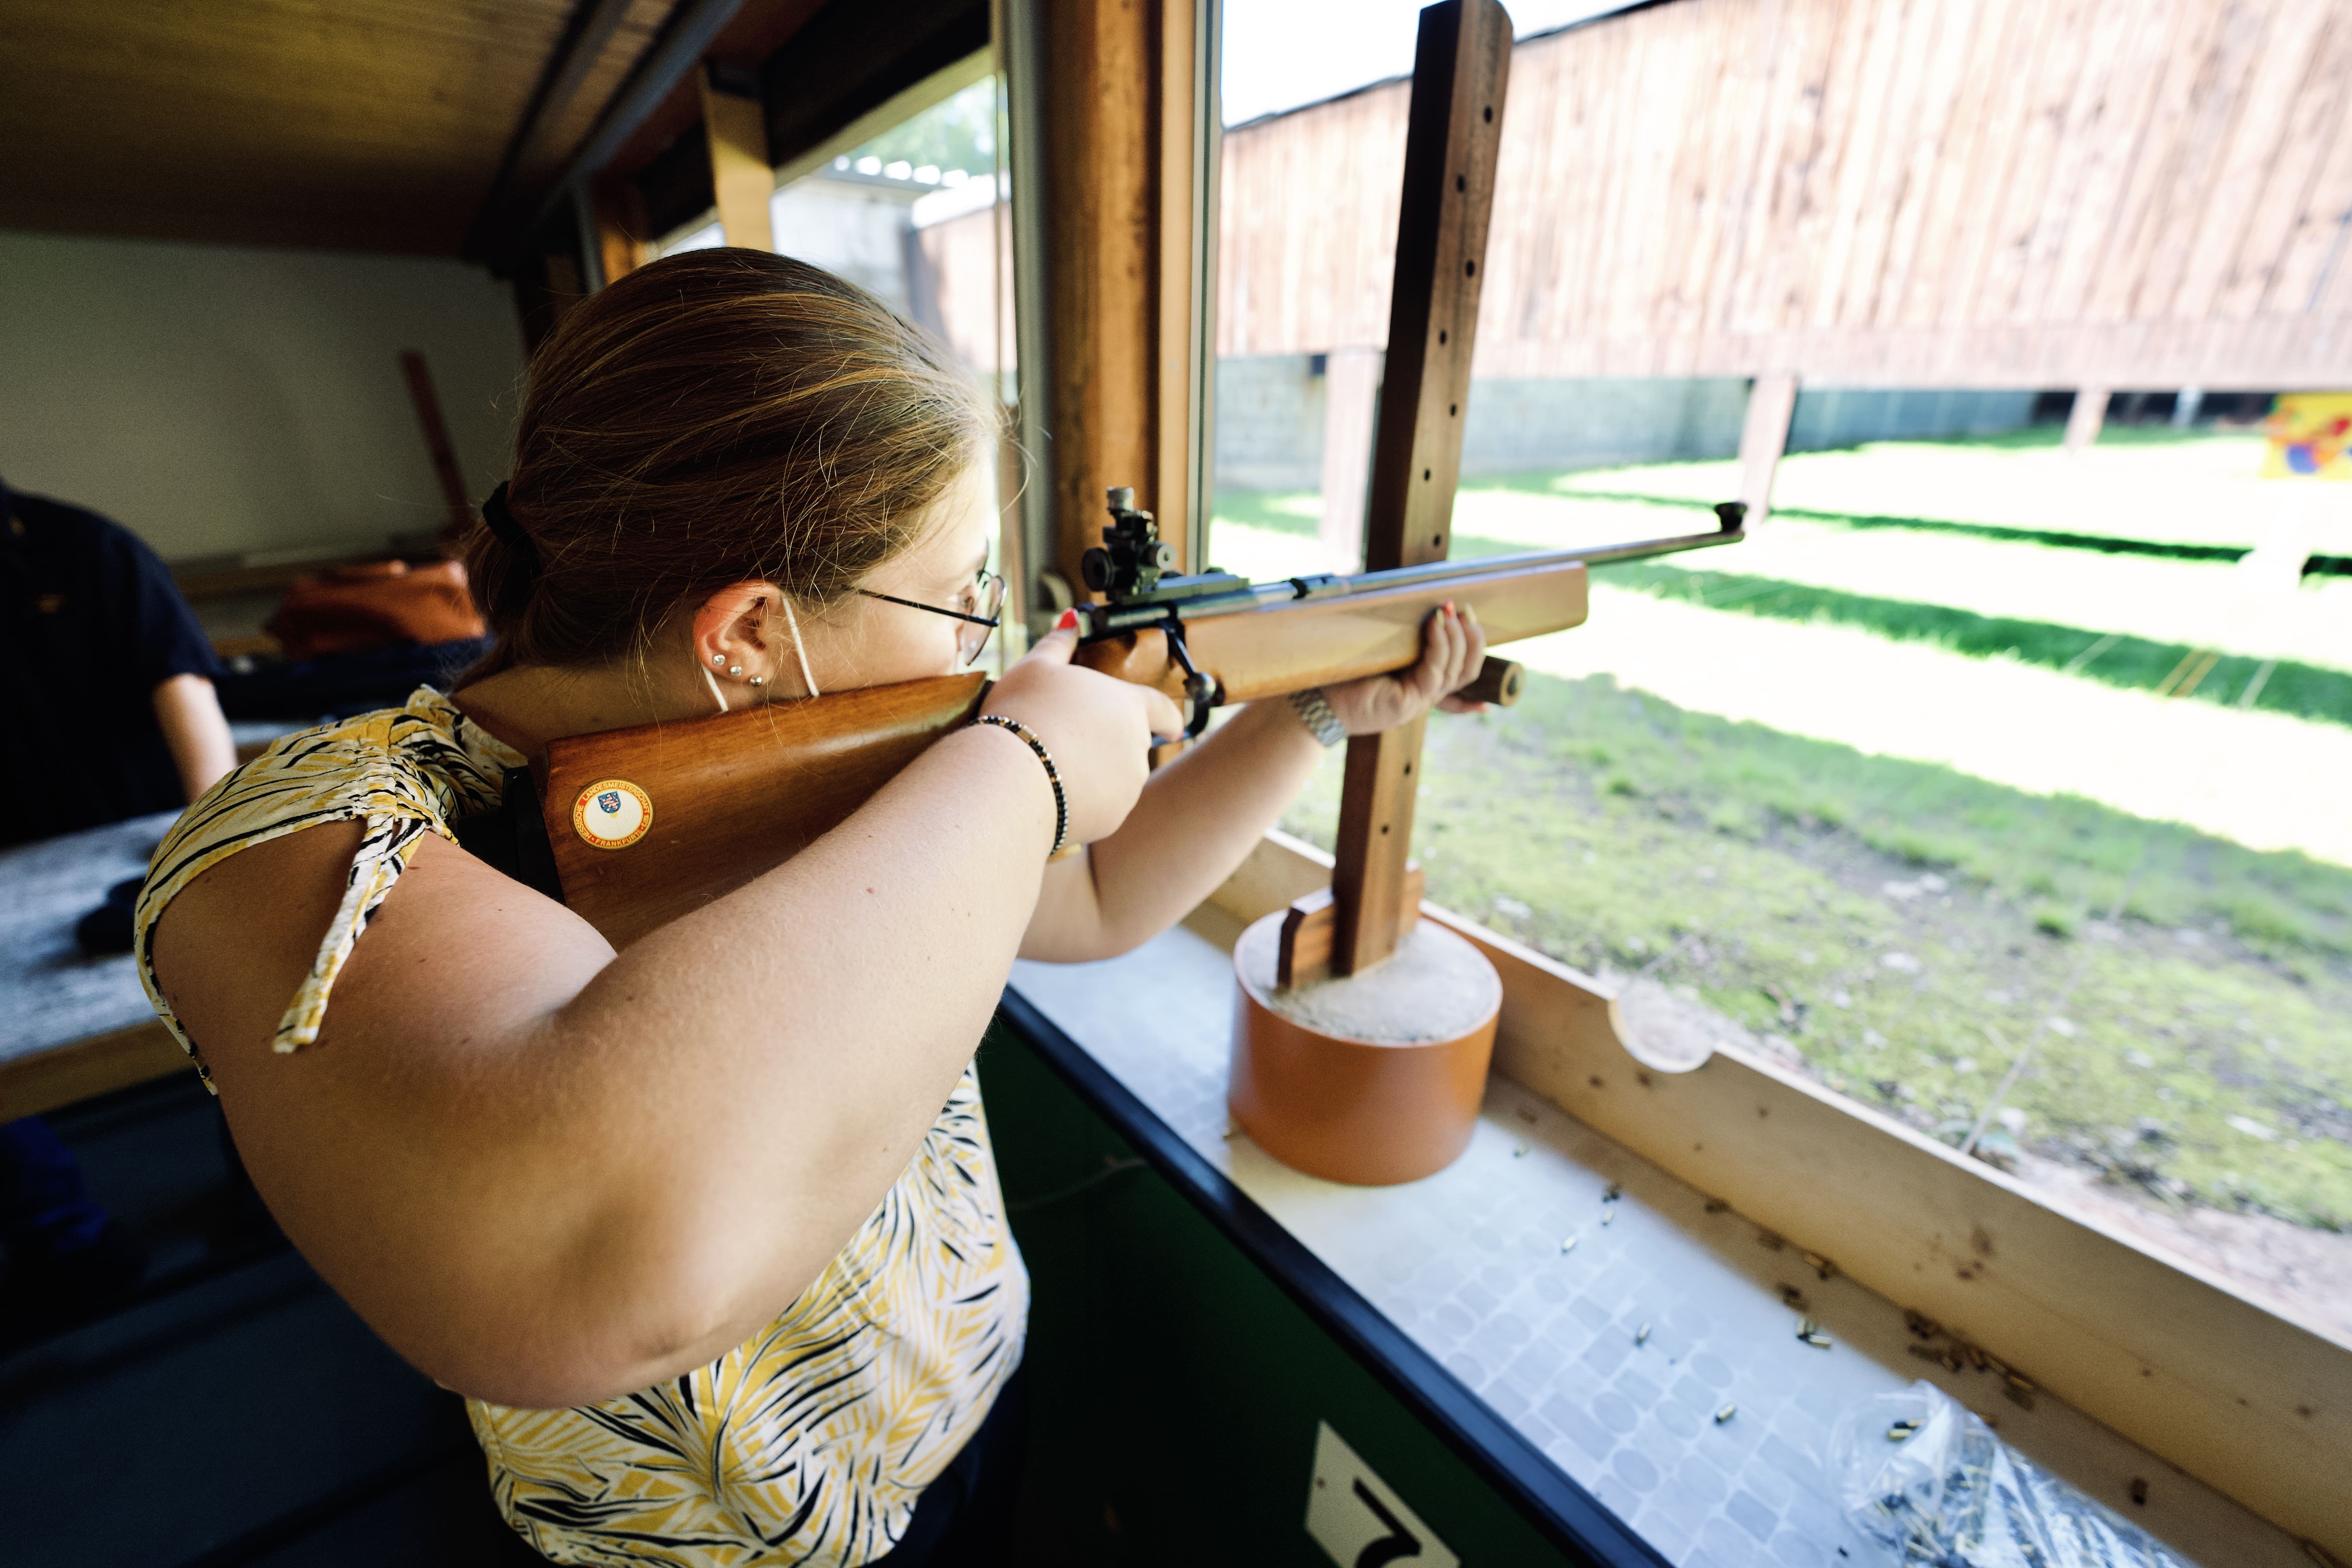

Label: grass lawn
[1275,671,2352,1232]
[1593,560,2352,726]
[1210,433,2352,1245]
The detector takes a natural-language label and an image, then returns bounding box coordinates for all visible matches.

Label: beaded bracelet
[973,714,1069,859]
[1287,686,1348,747]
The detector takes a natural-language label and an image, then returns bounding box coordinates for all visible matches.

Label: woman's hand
[1321,601,1490,737]
[982,621,1185,845]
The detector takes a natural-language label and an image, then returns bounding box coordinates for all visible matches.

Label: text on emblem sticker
[573,778,653,850]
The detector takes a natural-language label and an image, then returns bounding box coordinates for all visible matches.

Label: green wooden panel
[980,1023,1586,1567]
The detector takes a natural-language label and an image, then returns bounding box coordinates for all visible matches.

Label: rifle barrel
[1073,521,1744,706]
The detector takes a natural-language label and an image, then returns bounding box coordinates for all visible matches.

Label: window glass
[1217,0,2352,1335]
[735,74,1016,668]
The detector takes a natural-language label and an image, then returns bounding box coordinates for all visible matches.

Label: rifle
[534,490,1745,948]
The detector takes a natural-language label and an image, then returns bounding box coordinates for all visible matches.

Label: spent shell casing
[1635,1322,1651,1346]
[1704,1198,1730,1214]
[1559,1235,1579,1255]
[1802,1332,1834,1349]
[1887,1419,1922,1442]
[1513,1143,1528,1157]
[1603,1181,1623,1201]
[1802,1251,1835,1279]
[1714,1403,1737,1424]
[1601,1208,1615,1226]
[2003,1371,2036,1392]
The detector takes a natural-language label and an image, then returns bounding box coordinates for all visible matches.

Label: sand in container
[1229,910,1501,1185]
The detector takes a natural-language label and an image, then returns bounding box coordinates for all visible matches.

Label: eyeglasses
[857,568,1005,667]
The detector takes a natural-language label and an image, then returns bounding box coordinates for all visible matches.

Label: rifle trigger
[1162,617,1217,739]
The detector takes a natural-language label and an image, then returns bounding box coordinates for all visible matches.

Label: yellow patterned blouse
[133,688,1029,1567]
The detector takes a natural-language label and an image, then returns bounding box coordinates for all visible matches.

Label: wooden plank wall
[1216,0,2352,389]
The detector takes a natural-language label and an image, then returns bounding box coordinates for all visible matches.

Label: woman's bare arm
[1020,603,1486,963]
[149,642,1178,1411]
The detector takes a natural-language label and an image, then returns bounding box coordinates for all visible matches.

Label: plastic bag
[1829,1380,2189,1567]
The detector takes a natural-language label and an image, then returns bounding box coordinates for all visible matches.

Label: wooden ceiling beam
[519,0,750,252]
[701,64,776,251]
[463,0,645,264]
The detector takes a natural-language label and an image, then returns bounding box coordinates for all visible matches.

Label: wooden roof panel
[0,0,592,253]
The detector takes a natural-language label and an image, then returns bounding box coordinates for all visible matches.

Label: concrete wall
[769,173,924,317]
[1212,356,2042,494]
[1789,386,2040,449]
[1214,355,1328,491]
[1465,376,1750,475]
[0,230,524,565]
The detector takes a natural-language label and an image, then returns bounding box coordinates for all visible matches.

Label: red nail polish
[1055,608,1078,630]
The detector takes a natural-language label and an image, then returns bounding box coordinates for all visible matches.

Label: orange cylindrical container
[1227,911,1499,1186]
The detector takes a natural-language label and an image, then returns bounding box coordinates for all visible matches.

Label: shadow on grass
[1592,560,2352,727]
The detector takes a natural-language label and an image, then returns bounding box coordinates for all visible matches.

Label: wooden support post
[1328,0,1513,978]
[1039,0,1202,593]
[2065,385,2109,454]
[701,64,774,253]
[1739,370,1797,527]
[1319,347,1383,568]
[591,174,652,288]
[398,350,473,538]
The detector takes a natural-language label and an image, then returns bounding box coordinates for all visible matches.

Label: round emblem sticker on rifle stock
[573,779,653,851]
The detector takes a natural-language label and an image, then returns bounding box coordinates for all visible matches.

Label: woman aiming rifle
[138,250,1489,1567]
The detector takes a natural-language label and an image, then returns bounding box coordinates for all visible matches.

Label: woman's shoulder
[133,687,525,1066]
[142,689,517,922]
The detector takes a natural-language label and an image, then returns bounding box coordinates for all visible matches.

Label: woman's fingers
[1409,603,1458,702]
[1022,622,1078,666]
[1456,604,1487,688]
[1141,684,1187,742]
[1313,601,1496,737]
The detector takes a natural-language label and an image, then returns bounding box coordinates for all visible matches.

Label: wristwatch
[1287,687,1348,747]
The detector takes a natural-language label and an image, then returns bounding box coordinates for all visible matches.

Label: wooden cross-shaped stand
[1278,0,1515,986]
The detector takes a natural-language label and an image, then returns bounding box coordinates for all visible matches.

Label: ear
[689,580,781,674]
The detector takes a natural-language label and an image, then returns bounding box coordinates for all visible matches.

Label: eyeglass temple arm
[855,588,999,628]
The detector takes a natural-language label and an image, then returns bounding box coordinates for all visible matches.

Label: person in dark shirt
[1,476,235,846]
[2,477,238,1340]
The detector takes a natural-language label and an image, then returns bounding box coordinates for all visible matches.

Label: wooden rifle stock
[536,520,1740,947]
[541,673,988,948]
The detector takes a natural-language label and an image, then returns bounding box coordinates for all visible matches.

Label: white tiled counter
[1011,915,2307,1568]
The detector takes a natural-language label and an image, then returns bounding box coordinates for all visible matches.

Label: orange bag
[265,558,486,660]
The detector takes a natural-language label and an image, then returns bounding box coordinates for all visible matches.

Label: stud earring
[712,653,726,666]
[728,664,743,677]
[748,675,766,687]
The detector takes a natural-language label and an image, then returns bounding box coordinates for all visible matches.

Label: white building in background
[767,165,927,316]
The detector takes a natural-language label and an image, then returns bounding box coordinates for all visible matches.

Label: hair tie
[481,482,541,581]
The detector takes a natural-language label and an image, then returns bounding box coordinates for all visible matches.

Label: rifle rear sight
[1082,487,1179,600]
